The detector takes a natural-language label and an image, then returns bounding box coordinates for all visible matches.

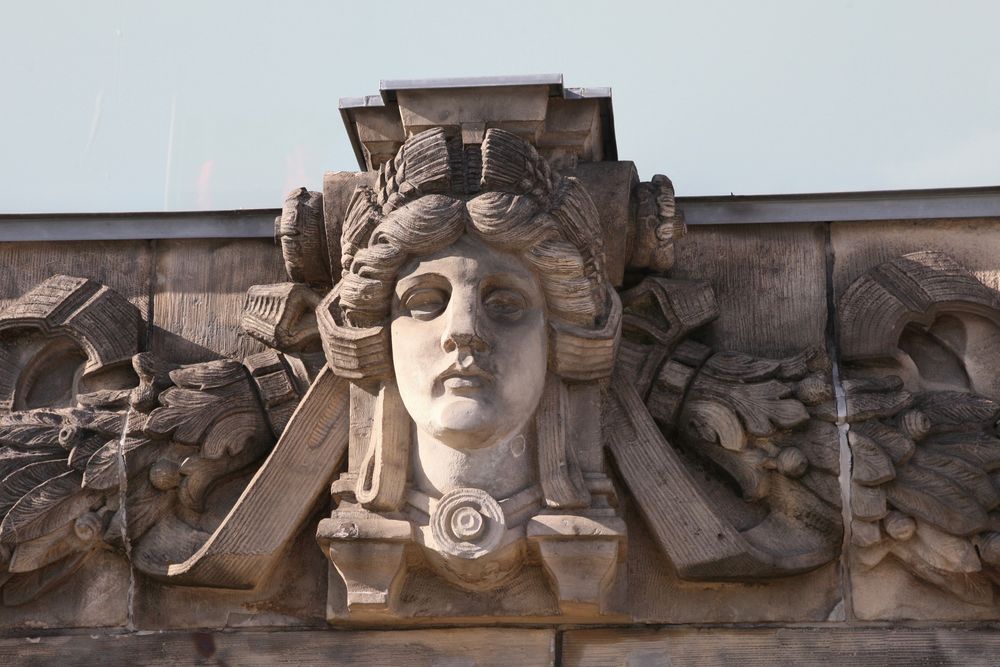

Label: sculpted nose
[441,297,489,354]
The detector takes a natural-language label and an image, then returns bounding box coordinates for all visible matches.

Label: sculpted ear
[316,284,393,380]
[548,287,621,382]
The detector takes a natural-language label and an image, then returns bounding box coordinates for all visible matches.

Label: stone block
[151,238,286,363]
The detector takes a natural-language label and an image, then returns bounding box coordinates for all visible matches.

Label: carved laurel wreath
[316,127,621,383]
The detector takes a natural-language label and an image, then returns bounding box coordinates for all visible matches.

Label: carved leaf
[801,469,842,508]
[0,460,70,516]
[0,409,74,429]
[82,438,163,491]
[886,464,989,536]
[169,359,247,390]
[2,549,96,607]
[130,352,180,411]
[924,432,1000,471]
[842,376,904,393]
[701,349,819,382]
[685,400,746,451]
[0,470,98,545]
[76,388,131,409]
[913,448,1000,510]
[67,434,109,470]
[776,349,825,379]
[844,389,913,423]
[701,352,781,382]
[693,376,809,436]
[79,411,127,436]
[8,521,82,573]
[105,482,176,545]
[915,391,1000,432]
[200,413,262,460]
[145,389,222,441]
[849,431,895,485]
[890,540,994,606]
[145,386,258,451]
[854,420,915,465]
[0,424,65,450]
[0,448,64,482]
[904,520,982,573]
[794,421,840,474]
[851,483,888,521]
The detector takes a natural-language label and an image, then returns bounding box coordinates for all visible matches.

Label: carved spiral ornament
[431,488,506,559]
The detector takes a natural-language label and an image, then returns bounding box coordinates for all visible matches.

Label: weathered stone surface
[831,218,1000,299]
[151,238,286,363]
[133,501,329,629]
[0,550,129,629]
[671,222,829,357]
[562,627,1000,666]
[1,628,555,666]
[0,240,151,315]
[622,499,843,623]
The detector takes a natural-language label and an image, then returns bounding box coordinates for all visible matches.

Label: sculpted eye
[483,288,527,322]
[402,288,448,321]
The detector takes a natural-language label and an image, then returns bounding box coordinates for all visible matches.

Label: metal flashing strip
[1,186,999,242]
[680,186,1000,225]
[0,210,276,242]
[378,73,565,102]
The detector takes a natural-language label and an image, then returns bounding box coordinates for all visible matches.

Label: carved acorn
[776,447,808,478]
[149,459,181,491]
[899,409,930,441]
[73,512,103,542]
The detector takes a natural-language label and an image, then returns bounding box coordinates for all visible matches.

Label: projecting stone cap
[340,74,616,170]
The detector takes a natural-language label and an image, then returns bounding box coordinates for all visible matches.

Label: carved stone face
[390,233,548,451]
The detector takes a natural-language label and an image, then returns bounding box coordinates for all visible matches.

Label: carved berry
[776,448,808,477]
[795,375,832,405]
[976,532,1000,566]
[74,512,102,542]
[900,410,930,441]
[149,459,181,491]
[883,511,916,541]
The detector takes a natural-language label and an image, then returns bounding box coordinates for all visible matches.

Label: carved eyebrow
[395,272,449,297]
[480,271,539,295]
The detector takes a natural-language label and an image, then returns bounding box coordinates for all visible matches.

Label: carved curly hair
[337,128,609,330]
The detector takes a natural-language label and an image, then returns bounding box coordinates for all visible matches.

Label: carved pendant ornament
[1,80,997,622]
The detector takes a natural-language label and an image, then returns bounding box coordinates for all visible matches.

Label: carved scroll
[840,251,1000,362]
[0,275,141,410]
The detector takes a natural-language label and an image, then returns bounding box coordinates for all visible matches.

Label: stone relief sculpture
[0,135,841,621]
[840,251,1000,607]
[315,127,627,614]
[1,78,995,622]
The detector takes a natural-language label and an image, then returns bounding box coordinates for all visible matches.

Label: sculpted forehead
[395,233,538,291]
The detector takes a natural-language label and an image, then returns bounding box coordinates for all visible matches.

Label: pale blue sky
[1,0,998,213]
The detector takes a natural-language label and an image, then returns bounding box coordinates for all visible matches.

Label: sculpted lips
[437,363,495,395]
